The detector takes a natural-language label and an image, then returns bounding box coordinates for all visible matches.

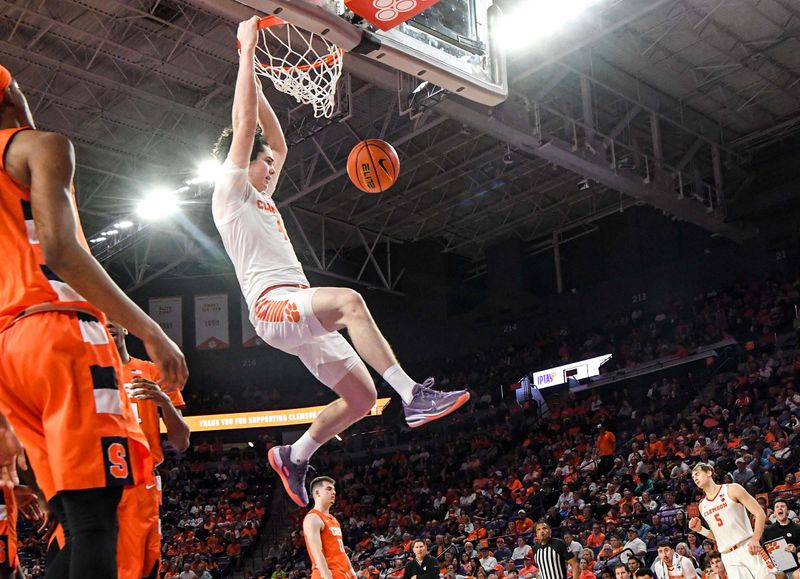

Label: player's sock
[382,363,416,404]
[290,431,323,465]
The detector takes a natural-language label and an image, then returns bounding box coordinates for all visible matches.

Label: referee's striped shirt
[531,537,571,579]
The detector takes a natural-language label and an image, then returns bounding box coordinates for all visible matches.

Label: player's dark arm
[130,378,190,452]
[161,402,190,452]
[229,17,259,168]
[19,131,187,391]
[4,81,35,129]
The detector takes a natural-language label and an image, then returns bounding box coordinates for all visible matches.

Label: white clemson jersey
[700,484,753,551]
[212,160,309,312]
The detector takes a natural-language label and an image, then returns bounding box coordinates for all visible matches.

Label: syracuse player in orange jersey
[0,65,188,579]
[304,477,357,579]
[109,320,190,579]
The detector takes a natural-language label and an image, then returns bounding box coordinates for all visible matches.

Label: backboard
[234,0,507,106]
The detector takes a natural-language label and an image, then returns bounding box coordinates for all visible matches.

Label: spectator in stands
[597,425,617,475]
[512,537,532,568]
[731,457,755,490]
[653,541,697,579]
[478,547,498,572]
[763,498,800,578]
[705,551,727,579]
[615,563,631,579]
[621,528,646,563]
[403,540,438,579]
[578,558,595,579]
[494,538,512,561]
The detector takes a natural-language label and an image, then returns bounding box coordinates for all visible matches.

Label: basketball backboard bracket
[233,0,508,107]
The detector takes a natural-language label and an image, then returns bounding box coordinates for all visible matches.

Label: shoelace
[415,378,443,401]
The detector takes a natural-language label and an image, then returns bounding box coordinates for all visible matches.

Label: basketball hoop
[254,16,345,119]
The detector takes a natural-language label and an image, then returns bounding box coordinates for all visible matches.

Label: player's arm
[4,80,35,128]
[303,514,333,579]
[728,484,766,549]
[0,414,25,488]
[689,514,716,542]
[129,377,190,452]
[19,131,187,391]
[229,16,260,169]
[255,76,288,190]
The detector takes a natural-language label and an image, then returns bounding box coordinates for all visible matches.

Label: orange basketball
[346,139,400,194]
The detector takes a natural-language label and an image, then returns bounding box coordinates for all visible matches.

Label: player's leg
[311,287,469,427]
[58,487,124,579]
[270,342,376,506]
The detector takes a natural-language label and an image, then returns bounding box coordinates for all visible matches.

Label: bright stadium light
[136,187,179,221]
[115,220,134,229]
[499,0,601,51]
[189,158,222,184]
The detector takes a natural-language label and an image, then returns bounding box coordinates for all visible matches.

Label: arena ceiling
[1,0,799,291]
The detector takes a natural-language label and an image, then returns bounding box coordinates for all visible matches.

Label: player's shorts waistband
[721,538,749,554]
[256,284,310,302]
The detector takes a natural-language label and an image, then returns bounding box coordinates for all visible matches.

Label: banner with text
[149,296,182,348]
[161,398,392,432]
[195,293,229,350]
[241,297,265,348]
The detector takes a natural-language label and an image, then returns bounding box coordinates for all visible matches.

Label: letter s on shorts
[101,437,134,486]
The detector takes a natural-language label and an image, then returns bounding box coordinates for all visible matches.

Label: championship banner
[149,296,183,348]
[195,293,229,350]
[161,398,392,432]
[241,297,265,348]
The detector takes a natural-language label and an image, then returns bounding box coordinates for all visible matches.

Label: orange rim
[254,15,344,73]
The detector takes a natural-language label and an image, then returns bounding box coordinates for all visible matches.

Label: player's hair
[707,551,721,562]
[309,476,335,494]
[773,497,790,508]
[635,570,654,578]
[212,126,268,162]
[691,462,714,474]
[657,541,673,550]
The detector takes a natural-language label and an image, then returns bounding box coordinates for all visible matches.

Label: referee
[531,522,578,579]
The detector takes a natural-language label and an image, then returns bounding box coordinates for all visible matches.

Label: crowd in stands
[241,276,800,579]
[17,447,270,579]
[15,275,800,579]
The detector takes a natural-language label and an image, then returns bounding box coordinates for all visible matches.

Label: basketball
[346,139,400,194]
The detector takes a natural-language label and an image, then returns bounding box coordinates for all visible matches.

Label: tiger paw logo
[284,302,300,323]
[372,0,419,21]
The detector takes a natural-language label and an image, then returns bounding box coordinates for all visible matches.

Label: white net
[254,18,345,119]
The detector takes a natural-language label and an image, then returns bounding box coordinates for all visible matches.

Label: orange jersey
[0,127,104,332]
[305,510,351,579]
[122,357,185,466]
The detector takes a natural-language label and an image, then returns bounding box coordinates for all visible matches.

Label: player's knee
[354,384,377,416]
[338,289,367,321]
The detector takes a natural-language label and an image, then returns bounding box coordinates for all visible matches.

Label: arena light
[188,158,222,185]
[499,0,601,51]
[115,220,134,229]
[136,187,179,221]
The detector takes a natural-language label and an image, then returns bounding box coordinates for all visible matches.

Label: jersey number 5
[713,513,723,527]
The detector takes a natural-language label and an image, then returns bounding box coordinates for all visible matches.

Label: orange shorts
[0,311,152,500]
[118,480,161,579]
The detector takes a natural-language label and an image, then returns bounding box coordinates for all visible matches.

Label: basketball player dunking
[303,477,356,579]
[212,17,469,507]
[689,463,773,579]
